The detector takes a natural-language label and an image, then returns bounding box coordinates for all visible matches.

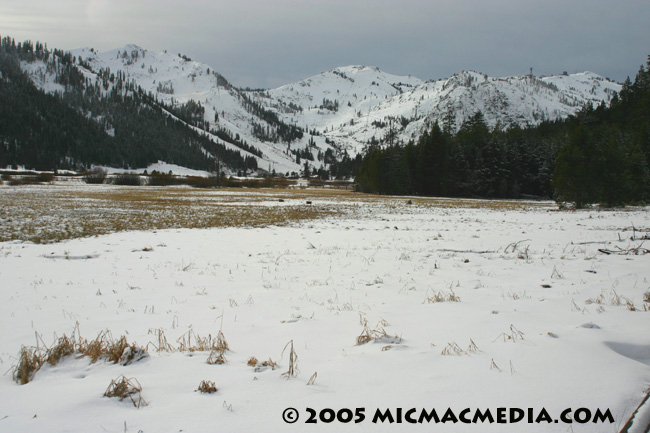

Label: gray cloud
[1,0,648,88]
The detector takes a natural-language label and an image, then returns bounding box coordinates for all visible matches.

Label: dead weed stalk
[281,340,299,379]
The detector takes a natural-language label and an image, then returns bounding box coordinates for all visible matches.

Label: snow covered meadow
[1,184,649,432]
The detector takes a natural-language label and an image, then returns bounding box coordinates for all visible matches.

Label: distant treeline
[357,56,650,207]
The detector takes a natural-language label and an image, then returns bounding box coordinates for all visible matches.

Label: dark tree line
[357,112,556,199]
[357,55,650,207]
[552,59,650,207]
[0,37,257,172]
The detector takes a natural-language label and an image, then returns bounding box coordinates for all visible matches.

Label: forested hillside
[0,37,257,172]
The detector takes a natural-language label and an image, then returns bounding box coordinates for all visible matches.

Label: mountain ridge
[4,38,622,175]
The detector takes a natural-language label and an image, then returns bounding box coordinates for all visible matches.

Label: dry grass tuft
[206,330,229,365]
[356,317,400,346]
[307,372,318,385]
[423,289,461,303]
[80,331,109,362]
[585,289,640,311]
[253,358,279,372]
[46,334,77,366]
[147,328,174,352]
[207,348,227,365]
[247,356,259,367]
[261,358,279,369]
[78,331,147,365]
[104,375,147,408]
[106,336,131,364]
[13,327,148,384]
[214,330,229,352]
[13,346,45,385]
[196,380,218,394]
[177,330,215,352]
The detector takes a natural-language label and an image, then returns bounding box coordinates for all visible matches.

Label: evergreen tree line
[0,37,257,172]
[357,56,650,207]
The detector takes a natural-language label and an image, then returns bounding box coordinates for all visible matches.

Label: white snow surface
[1,190,649,433]
[97,161,211,177]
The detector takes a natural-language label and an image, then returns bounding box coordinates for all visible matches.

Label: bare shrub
[111,172,142,186]
[84,167,108,184]
[147,172,184,186]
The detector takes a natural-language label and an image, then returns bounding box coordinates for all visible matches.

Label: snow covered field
[1,185,649,432]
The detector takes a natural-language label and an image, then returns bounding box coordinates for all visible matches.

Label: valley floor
[0,185,649,432]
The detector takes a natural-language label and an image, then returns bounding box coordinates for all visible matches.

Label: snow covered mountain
[19,43,621,174]
[259,66,621,154]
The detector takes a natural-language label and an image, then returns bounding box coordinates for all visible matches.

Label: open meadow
[1,183,649,432]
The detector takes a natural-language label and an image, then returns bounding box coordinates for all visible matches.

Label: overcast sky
[2,0,649,89]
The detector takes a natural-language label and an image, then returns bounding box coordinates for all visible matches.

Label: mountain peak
[14,39,623,173]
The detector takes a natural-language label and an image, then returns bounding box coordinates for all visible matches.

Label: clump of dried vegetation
[14,346,46,385]
[196,380,218,394]
[206,331,230,365]
[585,289,643,311]
[12,325,231,385]
[423,289,461,303]
[12,326,148,385]
[248,356,279,372]
[104,375,147,408]
[356,317,401,346]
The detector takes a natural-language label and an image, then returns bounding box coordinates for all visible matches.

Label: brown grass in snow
[0,184,553,243]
